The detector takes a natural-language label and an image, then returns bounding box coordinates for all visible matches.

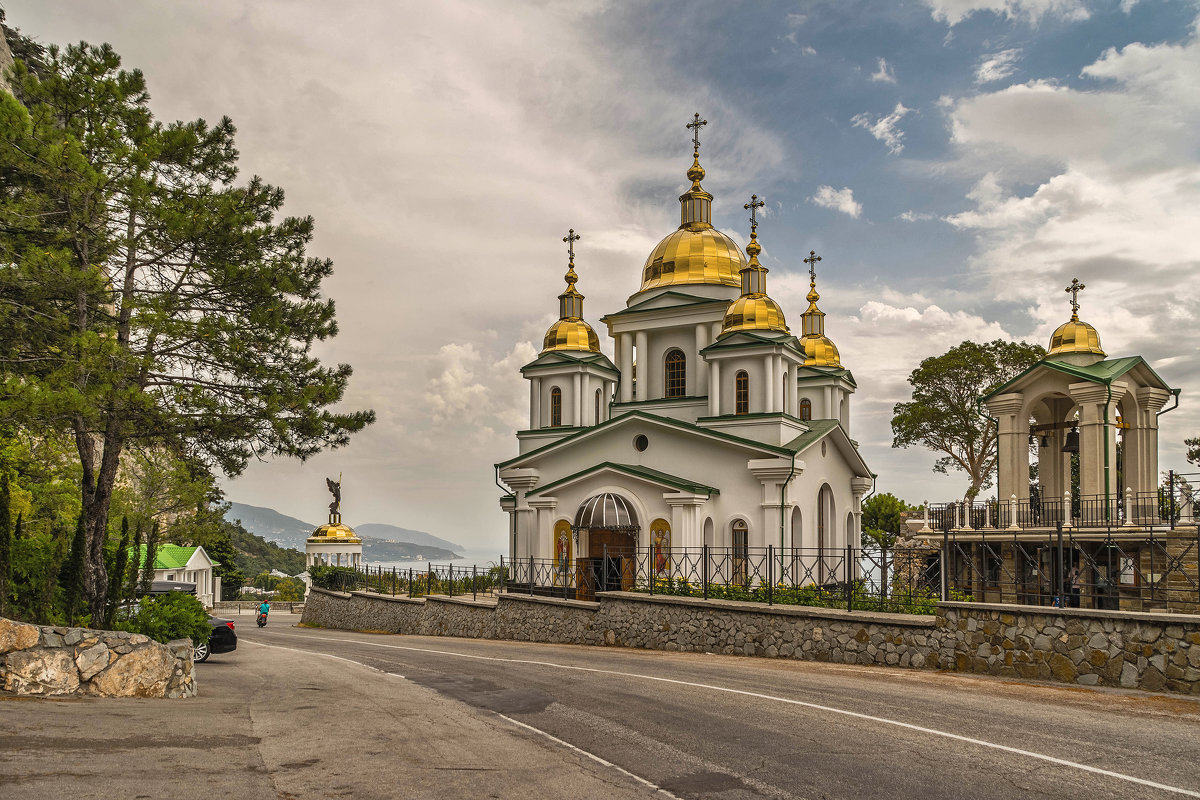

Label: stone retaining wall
[0,617,196,698]
[304,589,1200,695]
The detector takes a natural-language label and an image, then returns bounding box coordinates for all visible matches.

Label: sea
[364,545,508,574]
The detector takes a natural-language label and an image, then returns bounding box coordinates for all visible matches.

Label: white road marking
[242,639,405,679]
[263,631,1200,799]
[497,713,682,800]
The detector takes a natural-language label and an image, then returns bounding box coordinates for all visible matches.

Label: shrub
[119,592,211,645]
[309,564,359,590]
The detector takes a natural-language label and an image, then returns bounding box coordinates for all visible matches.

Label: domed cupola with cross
[696,194,810,446]
[1046,278,1105,366]
[638,113,748,293]
[518,231,619,447]
[791,250,857,433]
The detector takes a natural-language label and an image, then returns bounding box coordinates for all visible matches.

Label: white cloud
[940,17,1200,475]
[923,0,1090,26]
[810,185,863,218]
[975,48,1022,84]
[897,210,936,222]
[871,57,897,83]
[851,103,912,154]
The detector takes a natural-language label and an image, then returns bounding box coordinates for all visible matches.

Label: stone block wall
[303,588,1200,695]
[937,602,1200,694]
[0,617,196,698]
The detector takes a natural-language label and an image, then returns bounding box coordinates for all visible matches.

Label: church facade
[497,124,873,593]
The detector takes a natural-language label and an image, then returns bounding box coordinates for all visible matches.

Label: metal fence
[928,471,1198,532]
[314,524,1198,616]
[502,545,944,614]
[938,524,1200,614]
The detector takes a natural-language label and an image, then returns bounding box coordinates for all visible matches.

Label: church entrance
[571,492,639,601]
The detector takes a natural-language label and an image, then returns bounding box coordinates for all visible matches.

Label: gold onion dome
[1047,279,1104,357]
[308,522,361,543]
[639,120,746,291]
[542,229,601,354]
[721,195,789,335]
[798,250,841,367]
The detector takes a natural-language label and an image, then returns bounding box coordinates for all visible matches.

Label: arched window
[664,349,686,398]
[550,386,562,427]
[799,398,812,421]
[735,371,749,415]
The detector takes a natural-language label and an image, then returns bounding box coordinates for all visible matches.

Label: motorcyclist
[257,600,270,625]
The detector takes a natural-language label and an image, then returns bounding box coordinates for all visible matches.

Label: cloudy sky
[7,0,1198,547]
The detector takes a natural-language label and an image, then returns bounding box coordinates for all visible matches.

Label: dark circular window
[633,434,649,452]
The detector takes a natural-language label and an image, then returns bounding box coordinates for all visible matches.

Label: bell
[1040,434,1050,448]
[1062,428,1080,454]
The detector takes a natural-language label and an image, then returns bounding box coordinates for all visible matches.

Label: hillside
[230,525,307,578]
[225,502,463,561]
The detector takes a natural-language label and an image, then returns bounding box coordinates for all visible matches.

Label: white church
[497,118,873,595]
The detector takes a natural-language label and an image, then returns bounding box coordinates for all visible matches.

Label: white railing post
[1123,486,1135,527]
[1064,491,1072,527]
[1008,494,1020,531]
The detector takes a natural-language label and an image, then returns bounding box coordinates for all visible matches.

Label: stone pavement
[0,614,660,799]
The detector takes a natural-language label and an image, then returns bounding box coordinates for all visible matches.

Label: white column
[709,360,721,416]
[634,331,648,401]
[775,356,784,413]
[572,373,582,426]
[530,377,542,429]
[764,357,775,413]
[581,373,591,425]
[824,385,833,420]
[619,334,633,402]
[695,324,710,392]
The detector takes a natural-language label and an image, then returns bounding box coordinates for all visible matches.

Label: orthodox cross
[804,250,822,284]
[744,194,765,234]
[563,229,580,264]
[686,112,707,154]
[1066,278,1085,316]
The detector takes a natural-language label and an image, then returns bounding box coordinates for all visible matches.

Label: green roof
[782,418,841,453]
[130,543,216,570]
[982,355,1175,402]
[497,409,794,469]
[601,291,727,321]
[529,462,719,497]
[520,350,619,374]
[700,330,802,354]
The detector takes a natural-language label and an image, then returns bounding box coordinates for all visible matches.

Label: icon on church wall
[651,520,671,576]
[553,521,573,585]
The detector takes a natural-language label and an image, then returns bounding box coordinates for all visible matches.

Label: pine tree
[0,42,373,621]
[60,515,86,625]
[0,474,11,618]
[126,521,141,600]
[103,516,130,627]
[138,521,158,597]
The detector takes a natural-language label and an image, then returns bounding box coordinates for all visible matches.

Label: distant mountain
[353,523,463,552]
[225,502,463,556]
[226,503,316,551]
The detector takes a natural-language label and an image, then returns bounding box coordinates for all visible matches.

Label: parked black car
[195,616,237,663]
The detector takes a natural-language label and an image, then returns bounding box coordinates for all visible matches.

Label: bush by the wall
[119,591,211,645]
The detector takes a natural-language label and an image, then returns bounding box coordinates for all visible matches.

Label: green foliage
[228,521,305,578]
[891,339,1045,501]
[0,473,11,617]
[633,576,967,615]
[59,515,86,625]
[138,522,158,597]
[1187,437,1199,467]
[103,517,132,628]
[308,564,356,590]
[274,577,306,601]
[117,592,211,645]
[0,38,373,619]
[860,493,916,547]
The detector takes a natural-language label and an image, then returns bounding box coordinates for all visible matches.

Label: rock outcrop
[0,617,196,699]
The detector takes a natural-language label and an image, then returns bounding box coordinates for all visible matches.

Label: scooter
[256,612,267,627]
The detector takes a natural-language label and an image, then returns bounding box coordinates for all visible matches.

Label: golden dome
[1048,316,1104,357]
[800,334,841,366]
[543,318,600,353]
[641,226,746,291]
[1048,278,1105,358]
[307,522,361,543]
[798,250,841,367]
[638,144,746,292]
[720,199,788,336]
[722,295,789,333]
[542,229,602,354]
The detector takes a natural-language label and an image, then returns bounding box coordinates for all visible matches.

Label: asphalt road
[3,613,1199,799]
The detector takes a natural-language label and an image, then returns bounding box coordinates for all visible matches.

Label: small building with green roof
[130,543,218,608]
